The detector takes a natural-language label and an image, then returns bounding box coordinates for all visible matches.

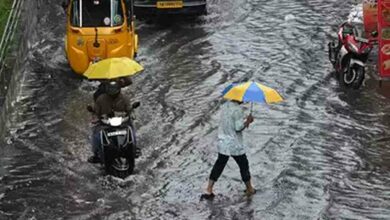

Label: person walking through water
[202,100,256,200]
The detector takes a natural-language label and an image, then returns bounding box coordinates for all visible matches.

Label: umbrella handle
[250,102,253,115]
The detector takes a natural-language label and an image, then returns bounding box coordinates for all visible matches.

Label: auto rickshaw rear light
[113,28,123,33]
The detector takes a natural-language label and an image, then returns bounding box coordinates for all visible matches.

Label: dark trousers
[209,153,251,183]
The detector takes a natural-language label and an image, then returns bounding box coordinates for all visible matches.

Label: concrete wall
[0,0,41,139]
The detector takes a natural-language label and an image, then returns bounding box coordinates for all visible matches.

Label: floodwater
[2,0,390,219]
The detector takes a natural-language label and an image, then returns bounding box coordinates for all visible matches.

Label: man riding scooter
[88,81,140,163]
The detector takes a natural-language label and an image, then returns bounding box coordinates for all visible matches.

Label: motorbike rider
[93,76,133,101]
[88,80,138,163]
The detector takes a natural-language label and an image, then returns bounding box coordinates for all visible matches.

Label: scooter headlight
[108,117,123,127]
[347,41,359,54]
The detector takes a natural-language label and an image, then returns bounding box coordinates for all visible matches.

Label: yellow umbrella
[83,57,144,79]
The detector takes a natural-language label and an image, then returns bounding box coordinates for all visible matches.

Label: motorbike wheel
[351,65,364,89]
[339,60,354,88]
[339,65,364,89]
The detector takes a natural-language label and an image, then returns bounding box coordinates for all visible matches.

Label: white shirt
[217,101,247,156]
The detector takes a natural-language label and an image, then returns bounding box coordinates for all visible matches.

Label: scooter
[87,102,140,179]
[328,22,377,89]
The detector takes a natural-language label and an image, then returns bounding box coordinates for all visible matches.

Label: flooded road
[2,0,390,219]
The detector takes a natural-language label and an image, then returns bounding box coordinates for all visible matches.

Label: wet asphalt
[2,0,390,219]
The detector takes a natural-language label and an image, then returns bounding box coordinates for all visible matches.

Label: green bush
[0,0,13,39]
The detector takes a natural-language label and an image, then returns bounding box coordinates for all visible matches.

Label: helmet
[106,81,121,96]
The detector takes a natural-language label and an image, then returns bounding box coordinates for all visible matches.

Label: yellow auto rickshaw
[64,0,138,74]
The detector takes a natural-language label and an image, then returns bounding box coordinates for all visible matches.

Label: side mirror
[87,105,94,113]
[132,101,140,109]
[371,31,378,38]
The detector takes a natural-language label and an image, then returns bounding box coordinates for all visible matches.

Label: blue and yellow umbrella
[222,81,283,112]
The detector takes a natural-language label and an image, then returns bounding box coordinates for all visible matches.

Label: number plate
[157,1,183,9]
[107,130,127,137]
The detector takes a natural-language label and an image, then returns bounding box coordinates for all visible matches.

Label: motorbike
[88,102,140,179]
[328,22,377,89]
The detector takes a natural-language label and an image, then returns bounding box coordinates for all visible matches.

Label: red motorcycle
[328,22,377,89]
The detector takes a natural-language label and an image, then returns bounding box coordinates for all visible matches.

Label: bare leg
[206,180,215,194]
